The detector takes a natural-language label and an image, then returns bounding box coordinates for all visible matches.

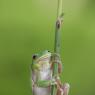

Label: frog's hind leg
[62,83,70,95]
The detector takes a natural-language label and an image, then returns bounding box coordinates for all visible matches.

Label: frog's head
[32,50,51,62]
[32,50,51,70]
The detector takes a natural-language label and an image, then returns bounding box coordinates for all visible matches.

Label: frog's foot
[57,83,70,95]
[62,83,70,95]
[57,88,64,95]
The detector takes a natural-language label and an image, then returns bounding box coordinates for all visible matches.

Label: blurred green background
[0,0,95,95]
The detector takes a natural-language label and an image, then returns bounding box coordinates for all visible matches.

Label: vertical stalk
[51,0,63,95]
[55,0,63,54]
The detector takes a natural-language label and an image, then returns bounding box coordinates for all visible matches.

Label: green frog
[31,50,70,95]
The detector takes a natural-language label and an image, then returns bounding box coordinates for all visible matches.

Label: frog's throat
[35,53,51,63]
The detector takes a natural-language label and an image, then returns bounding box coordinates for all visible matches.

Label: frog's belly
[33,87,50,95]
[39,70,51,80]
[32,70,51,95]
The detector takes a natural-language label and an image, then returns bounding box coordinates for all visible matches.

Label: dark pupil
[33,55,37,59]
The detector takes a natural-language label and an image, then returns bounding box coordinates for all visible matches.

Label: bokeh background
[0,0,95,95]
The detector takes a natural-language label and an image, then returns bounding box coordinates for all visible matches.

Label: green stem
[51,0,63,95]
[57,0,63,18]
[54,0,63,54]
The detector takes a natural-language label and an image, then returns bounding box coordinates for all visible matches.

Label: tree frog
[31,50,70,95]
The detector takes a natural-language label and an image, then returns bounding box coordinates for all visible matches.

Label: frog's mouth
[36,53,51,63]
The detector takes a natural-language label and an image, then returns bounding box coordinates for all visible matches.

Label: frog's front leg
[35,78,57,87]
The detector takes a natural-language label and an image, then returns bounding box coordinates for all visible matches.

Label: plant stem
[51,0,63,95]
[54,0,63,54]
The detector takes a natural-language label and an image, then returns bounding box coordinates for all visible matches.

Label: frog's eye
[32,54,38,60]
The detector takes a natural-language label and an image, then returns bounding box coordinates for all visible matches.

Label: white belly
[33,87,50,95]
[32,69,52,95]
[39,69,52,80]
